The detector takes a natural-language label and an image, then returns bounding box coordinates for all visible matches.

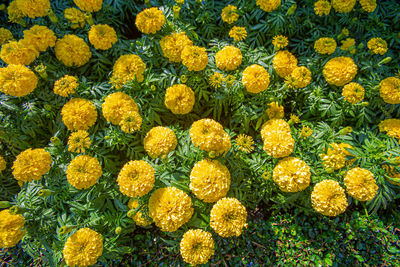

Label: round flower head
[88,24,118,50]
[67,130,91,153]
[0,28,13,45]
[148,187,194,232]
[342,82,365,104]
[229,26,247,42]
[319,143,353,171]
[331,0,356,13]
[209,72,225,88]
[272,35,288,50]
[66,155,102,189]
[7,1,25,24]
[181,45,209,71]
[367,38,388,55]
[266,102,284,119]
[261,119,294,158]
[241,64,270,94]
[273,157,311,192]
[64,8,86,29]
[0,156,6,173]
[55,35,92,67]
[110,54,146,88]
[300,125,313,138]
[16,0,50,18]
[0,65,38,97]
[221,5,239,24]
[344,167,378,202]
[23,25,56,52]
[210,197,247,237]
[165,84,195,114]
[314,37,337,55]
[180,229,215,266]
[73,0,103,12]
[128,199,152,227]
[61,98,97,131]
[323,57,357,86]
[63,228,103,267]
[286,66,312,88]
[311,180,348,216]
[189,118,231,156]
[314,0,331,16]
[12,148,52,183]
[340,38,356,53]
[102,92,139,125]
[190,159,231,203]
[119,111,142,133]
[0,209,25,248]
[0,40,38,65]
[135,7,166,34]
[143,127,177,159]
[236,134,254,153]
[272,50,298,78]
[256,0,281,12]
[117,160,155,198]
[359,0,377,12]
[215,46,242,71]
[380,77,400,105]
[160,32,193,62]
[53,75,79,97]
[379,119,400,141]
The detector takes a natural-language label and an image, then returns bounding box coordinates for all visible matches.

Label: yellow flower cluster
[181,45,209,71]
[0,64,38,97]
[379,119,400,140]
[261,119,294,158]
[110,54,146,88]
[102,92,139,125]
[67,130,91,153]
[323,56,357,86]
[342,82,365,104]
[0,28,13,45]
[117,160,155,198]
[16,0,50,18]
[331,0,356,13]
[12,148,52,183]
[73,0,103,12]
[127,199,152,227]
[311,180,348,216]
[215,46,242,71]
[379,77,400,104]
[164,84,195,114]
[241,64,270,93]
[0,40,38,65]
[359,0,377,12]
[119,111,142,133]
[53,75,79,97]
[256,0,281,12]
[272,35,288,50]
[64,8,86,29]
[272,50,298,78]
[286,66,312,88]
[66,155,102,189]
[314,0,331,16]
[135,7,166,34]
[61,98,98,131]
[55,35,92,67]
[23,25,56,52]
[88,24,118,50]
[209,72,225,88]
[273,157,311,192]
[340,38,356,53]
[160,32,193,62]
[266,102,284,119]
[148,187,194,232]
[319,143,353,171]
[180,229,215,266]
[314,37,337,55]
[0,156,6,173]
[143,127,177,158]
[235,134,254,153]
[300,125,313,138]
[344,167,378,201]
[221,5,239,24]
[229,26,247,42]
[367,37,388,55]
[0,209,25,248]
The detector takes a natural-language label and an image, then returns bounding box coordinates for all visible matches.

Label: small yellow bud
[50,136,61,146]
[180,75,187,83]
[287,4,297,15]
[115,226,122,234]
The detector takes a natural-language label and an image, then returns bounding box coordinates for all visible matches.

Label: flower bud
[180,75,187,83]
[286,4,297,15]
[0,201,10,208]
[115,226,122,235]
[84,13,94,25]
[38,189,54,197]
[208,151,216,158]
[360,102,369,107]
[338,126,353,135]
[47,8,58,23]
[50,136,62,146]
[378,57,392,66]
[59,225,76,235]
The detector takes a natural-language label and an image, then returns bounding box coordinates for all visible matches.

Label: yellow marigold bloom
[256,0,281,12]
[63,228,103,267]
[12,148,52,183]
[210,197,247,237]
[23,25,56,52]
[235,134,254,153]
[67,130,91,153]
[190,159,231,203]
[289,114,301,124]
[53,75,79,97]
[323,56,357,86]
[61,98,98,131]
[0,28,13,45]
[102,92,139,125]
[165,84,195,114]
[266,102,284,119]
[189,118,231,156]
[382,161,400,186]
[286,66,312,88]
[209,72,225,88]
[226,74,236,85]
[55,35,92,67]
[319,143,353,171]
[379,119,400,141]
[311,180,348,216]
[0,156,6,173]
[73,0,102,12]
[16,0,50,18]
[160,32,193,62]
[135,7,166,34]
[261,119,294,158]
[181,45,209,71]
[229,26,247,42]
[143,127,177,159]
[7,1,25,24]
[344,167,378,201]
[342,82,365,104]
[314,0,331,16]
[299,125,313,138]
[127,199,152,227]
[367,37,388,55]
[340,38,356,53]
[272,50,298,78]
[180,229,215,266]
[331,0,356,13]
[66,155,102,189]
[0,40,38,65]
[359,0,377,12]
[221,5,239,24]
[0,209,25,248]
[272,35,288,50]
[314,37,337,55]
[149,187,194,232]
[110,54,146,88]
[117,160,155,198]
[215,46,242,71]
[242,64,270,93]
[380,77,400,104]
[88,24,117,50]
[273,157,311,192]
[64,8,86,29]
[0,64,38,97]
[119,111,142,133]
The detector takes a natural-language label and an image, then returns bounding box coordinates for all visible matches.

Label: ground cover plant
[0,0,400,266]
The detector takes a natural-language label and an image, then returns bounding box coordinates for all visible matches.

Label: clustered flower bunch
[0,0,399,266]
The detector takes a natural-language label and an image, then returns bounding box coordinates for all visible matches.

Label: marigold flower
[63,228,103,267]
[66,155,102,189]
[344,167,378,201]
[102,92,139,125]
[117,160,155,198]
[314,37,337,55]
[226,74,236,85]
[286,66,312,88]
[209,72,225,88]
[314,0,331,15]
[323,56,357,86]
[319,143,353,171]
[382,161,400,186]
[67,130,91,153]
[88,24,117,50]
[0,64,38,97]
[340,38,356,53]
[0,28,13,45]
[180,229,215,266]
[221,5,239,24]
[119,111,142,133]
[73,0,102,12]
[299,125,313,138]
[16,0,50,18]
[379,119,400,141]
[165,84,195,114]
[289,114,300,124]
[53,75,79,97]
[256,0,281,12]
[64,8,86,29]
[272,50,298,78]
[273,157,311,192]
[331,0,356,13]
[143,127,177,159]
[23,25,56,52]
[261,119,294,158]
[229,26,247,42]
[311,180,348,216]
[149,187,194,232]
[12,148,52,183]
[242,64,270,93]
[181,45,209,71]
[367,37,388,55]
[55,35,92,67]
[380,77,400,104]
[127,199,152,227]
[359,0,377,12]
[0,209,25,248]
[266,102,284,119]
[215,46,242,71]
[272,35,288,50]
[61,98,98,131]
[235,134,254,153]
[0,40,38,65]
[135,7,166,34]
[0,156,6,173]
[110,54,146,88]
[160,32,193,62]
[7,1,25,24]
[342,82,365,104]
